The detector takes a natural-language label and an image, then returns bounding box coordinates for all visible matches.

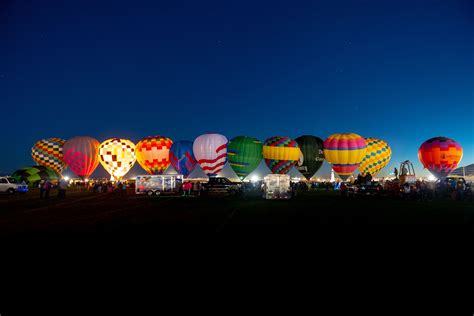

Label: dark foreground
[0,187,472,235]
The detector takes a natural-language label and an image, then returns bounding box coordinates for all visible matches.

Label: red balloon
[63,136,100,178]
[418,137,463,179]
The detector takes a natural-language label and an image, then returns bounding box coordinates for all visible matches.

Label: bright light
[64,176,70,181]
[84,178,89,182]
[427,174,437,182]
[251,176,259,182]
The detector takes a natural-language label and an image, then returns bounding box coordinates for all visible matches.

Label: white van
[263,174,292,200]
[0,177,28,195]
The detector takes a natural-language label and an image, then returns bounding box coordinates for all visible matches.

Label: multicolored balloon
[31,138,66,175]
[358,138,392,177]
[99,138,136,180]
[12,166,59,185]
[170,141,197,177]
[418,137,463,179]
[63,136,100,179]
[323,133,367,180]
[227,136,263,180]
[135,136,173,175]
[263,136,300,174]
[295,135,324,180]
[193,133,228,177]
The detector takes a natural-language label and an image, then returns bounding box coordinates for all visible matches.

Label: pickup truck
[201,177,242,196]
[0,177,28,195]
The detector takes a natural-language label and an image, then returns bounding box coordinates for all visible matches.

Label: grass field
[0,187,472,235]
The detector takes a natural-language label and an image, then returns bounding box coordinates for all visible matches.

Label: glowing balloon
[358,138,392,177]
[323,133,367,180]
[99,138,136,181]
[63,136,100,179]
[418,137,463,179]
[12,166,59,185]
[170,141,197,177]
[31,138,66,175]
[295,135,324,180]
[193,133,228,177]
[228,136,263,180]
[263,136,300,174]
[135,136,173,175]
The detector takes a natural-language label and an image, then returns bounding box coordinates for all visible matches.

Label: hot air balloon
[169,141,197,177]
[227,136,263,180]
[12,166,59,186]
[63,136,100,179]
[295,135,324,180]
[193,133,228,177]
[323,133,367,181]
[135,136,173,175]
[358,138,392,177]
[99,138,136,181]
[263,136,300,174]
[31,138,66,175]
[418,137,463,179]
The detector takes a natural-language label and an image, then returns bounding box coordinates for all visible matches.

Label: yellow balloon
[323,133,367,180]
[358,138,392,177]
[99,138,136,180]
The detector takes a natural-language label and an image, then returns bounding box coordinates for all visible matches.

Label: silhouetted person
[58,178,67,199]
[44,180,52,199]
[394,167,398,179]
[365,173,372,184]
[39,180,45,199]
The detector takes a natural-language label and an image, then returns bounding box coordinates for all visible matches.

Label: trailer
[135,175,184,196]
[263,174,292,200]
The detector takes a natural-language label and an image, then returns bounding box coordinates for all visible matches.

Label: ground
[0,187,472,236]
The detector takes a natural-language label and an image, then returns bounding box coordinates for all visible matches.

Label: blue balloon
[170,141,197,177]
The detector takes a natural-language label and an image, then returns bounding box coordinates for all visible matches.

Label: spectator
[192,181,201,196]
[122,181,127,196]
[44,180,52,199]
[38,180,45,199]
[182,181,192,196]
[57,178,68,199]
[456,179,466,201]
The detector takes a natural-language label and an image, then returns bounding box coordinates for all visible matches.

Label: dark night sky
[1,0,473,177]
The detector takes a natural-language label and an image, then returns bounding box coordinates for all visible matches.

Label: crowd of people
[33,174,472,202]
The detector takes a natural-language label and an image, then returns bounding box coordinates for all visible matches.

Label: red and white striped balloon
[193,133,228,177]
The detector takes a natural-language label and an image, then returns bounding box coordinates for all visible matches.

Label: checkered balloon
[135,136,173,174]
[31,138,66,175]
[99,138,136,180]
[358,138,392,177]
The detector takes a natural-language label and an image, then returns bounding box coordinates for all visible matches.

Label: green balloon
[12,166,59,186]
[228,136,263,180]
[295,135,325,180]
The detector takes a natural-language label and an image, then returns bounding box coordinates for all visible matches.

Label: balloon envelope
[63,136,100,179]
[295,135,324,180]
[228,136,263,179]
[170,141,197,177]
[263,136,300,174]
[324,133,367,180]
[418,137,462,179]
[358,138,392,177]
[136,136,173,175]
[193,133,228,177]
[31,138,66,175]
[99,138,136,181]
[12,166,59,186]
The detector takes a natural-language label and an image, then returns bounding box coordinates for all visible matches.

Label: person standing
[58,178,68,199]
[122,181,127,196]
[39,180,45,199]
[44,180,52,199]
